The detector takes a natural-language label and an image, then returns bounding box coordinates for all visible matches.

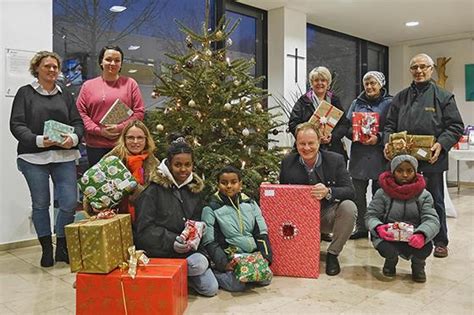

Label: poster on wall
[4,48,35,97]
[466,64,474,102]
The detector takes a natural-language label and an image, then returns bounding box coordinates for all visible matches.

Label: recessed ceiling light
[128,69,137,73]
[128,45,140,50]
[110,6,127,13]
[405,21,419,27]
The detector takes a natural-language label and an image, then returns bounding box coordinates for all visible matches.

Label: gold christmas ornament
[255,103,263,112]
[151,91,160,99]
[156,124,164,132]
[242,128,250,137]
[224,103,232,111]
[188,99,196,107]
[215,30,224,40]
[233,80,241,86]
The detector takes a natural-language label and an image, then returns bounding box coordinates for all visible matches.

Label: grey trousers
[321,200,357,255]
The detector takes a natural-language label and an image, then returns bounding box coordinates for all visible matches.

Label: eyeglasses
[410,64,432,71]
[126,136,146,142]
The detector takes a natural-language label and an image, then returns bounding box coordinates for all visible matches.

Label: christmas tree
[146,3,284,198]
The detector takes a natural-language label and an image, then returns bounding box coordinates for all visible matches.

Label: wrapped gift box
[78,156,137,210]
[100,98,133,125]
[387,132,435,161]
[65,214,133,273]
[233,252,273,283]
[408,135,435,161]
[43,120,75,143]
[260,184,320,278]
[352,112,380,142]
[387,222,414,242]
[76,258,187,315]
[308,101,344,137]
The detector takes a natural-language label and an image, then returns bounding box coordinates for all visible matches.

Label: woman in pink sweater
[76,45,145,166]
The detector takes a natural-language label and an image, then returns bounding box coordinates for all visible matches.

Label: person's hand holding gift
[376,224,395,241]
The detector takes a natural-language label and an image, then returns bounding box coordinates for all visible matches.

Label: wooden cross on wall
[287,48,305,83]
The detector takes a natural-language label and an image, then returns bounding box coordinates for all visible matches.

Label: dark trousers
[86,146,112,168]
[352,178,380,232]
[376,240,433,260]
[423,172,447,246]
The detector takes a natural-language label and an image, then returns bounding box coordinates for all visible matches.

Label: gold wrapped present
[408,135,435,161]
[387,131,435,161]
[308,101,344,137]
[65,214,133,273]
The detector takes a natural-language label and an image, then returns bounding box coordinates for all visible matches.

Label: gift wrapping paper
[65,214,133,273]
[309,101,344,137]
[387,132,435,161]
[43,120,75,143]
[78,155,137,210]
[233,251,273,283]
[387,222,414,242]
[260,184,320,278]
[352,112,379,142]
[100,98,133,125]
[76,258,188,315]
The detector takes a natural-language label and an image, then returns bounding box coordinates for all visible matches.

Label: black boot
[325,253,341,276]
[382,256,398,277]
[38,236,54,267]
[411,257,426,283]
[55,237,69,264]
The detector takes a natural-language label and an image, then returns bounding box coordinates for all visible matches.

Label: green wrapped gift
[233,252,273,283]
[43,120,75,143]
[65,214,133,273]
[78,156,137,210]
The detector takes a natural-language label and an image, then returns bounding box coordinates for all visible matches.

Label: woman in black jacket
[289,66,350,161]
[134,136,218,296]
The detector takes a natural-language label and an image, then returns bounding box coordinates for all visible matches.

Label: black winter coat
[289,91,350,160]
[384,81,464,172]
[134,170,205,258]
[279,150,355,213]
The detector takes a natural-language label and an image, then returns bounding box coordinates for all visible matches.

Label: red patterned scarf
[126,153,149,220]
[378,171,426,200]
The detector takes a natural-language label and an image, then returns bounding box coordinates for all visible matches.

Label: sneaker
[349,230,368,240]
[433,245,448,258]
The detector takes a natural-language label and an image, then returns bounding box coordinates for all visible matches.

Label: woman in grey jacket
[366,155,440,283]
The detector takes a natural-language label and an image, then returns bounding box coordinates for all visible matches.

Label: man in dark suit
[279,122,356,276]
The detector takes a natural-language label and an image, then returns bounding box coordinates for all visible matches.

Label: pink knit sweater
[76,76,145,148]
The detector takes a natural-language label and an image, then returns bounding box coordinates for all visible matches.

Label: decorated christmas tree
[146,3,284,198]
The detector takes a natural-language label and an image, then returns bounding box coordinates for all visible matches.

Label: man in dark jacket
[279,122,356,276]
[384,53,464,258]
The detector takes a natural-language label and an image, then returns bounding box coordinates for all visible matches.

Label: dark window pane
[226,11,257,76]
[306,26,358,109]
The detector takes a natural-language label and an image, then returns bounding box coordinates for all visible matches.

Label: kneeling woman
[134,136,218,296]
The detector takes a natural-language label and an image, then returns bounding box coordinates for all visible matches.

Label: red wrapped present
[76,258,187,315]
[352,112,380,142]
[260,184,320,278]
[308,100,344,137]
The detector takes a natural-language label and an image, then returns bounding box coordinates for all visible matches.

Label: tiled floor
[1,187,473,314]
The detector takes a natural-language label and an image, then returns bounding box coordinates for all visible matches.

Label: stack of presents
[66,155,187,315]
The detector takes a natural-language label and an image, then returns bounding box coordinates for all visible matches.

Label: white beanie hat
[391,154,418,173]
[363,71,386,87]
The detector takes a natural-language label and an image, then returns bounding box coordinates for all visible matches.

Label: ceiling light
[128,69,137,73]
[128,45,140,50]
[405,21,419,27]
[109,6,127,13]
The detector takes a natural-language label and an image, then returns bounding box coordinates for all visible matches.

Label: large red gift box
[76,258,187,315]
[260,184,320,278]
[352,112,380,142]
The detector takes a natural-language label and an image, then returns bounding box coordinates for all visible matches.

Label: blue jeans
[17,159,77,238]
[213,270,272,292]
[186,253,218,297]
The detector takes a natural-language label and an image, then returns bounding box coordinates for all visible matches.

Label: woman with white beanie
[346,71,392,239]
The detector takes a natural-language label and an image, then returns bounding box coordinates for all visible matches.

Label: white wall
[0,0,53,244]
[389,33,474,183]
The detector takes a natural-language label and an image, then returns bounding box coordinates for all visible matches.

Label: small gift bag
[352,112,380,142]
[232,251,273,283]
[387,222,414,242]
[176,220,205,250]
[309,101,344,137]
